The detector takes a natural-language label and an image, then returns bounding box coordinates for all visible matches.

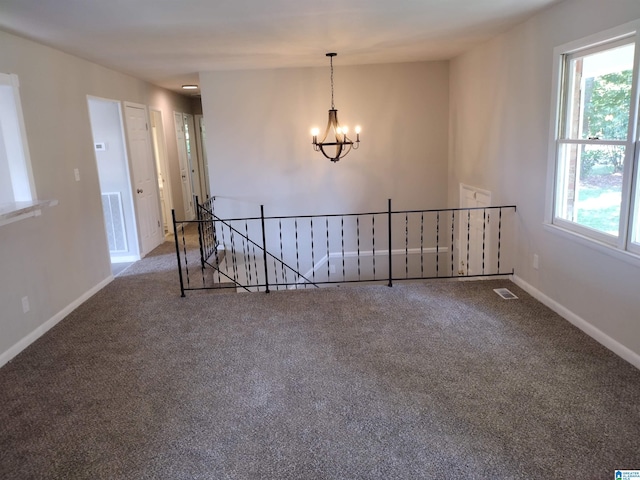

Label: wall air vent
[493,288,518,300]
[101,192,127,253]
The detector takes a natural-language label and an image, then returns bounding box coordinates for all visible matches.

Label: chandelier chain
[330,55,335,109]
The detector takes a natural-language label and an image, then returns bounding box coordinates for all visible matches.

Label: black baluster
[372,215,376,280]
[405,213,409,279]
[279,220,287,286]
[273,254,279,291]
[211,196,218,255]
[182,222,190,289]
[451,211,455,276]
[260,205,270,294]
[213,218,222,284]
[244,221,252,286]
[310,218,316,285]
[220,222,230,276]
[326,217,331,281]
[253,242,260,288]
[230,229,239,284]
[357,216,361,280]
[341,216,346,282]
[196,198,206,287]
[482,209,487,274]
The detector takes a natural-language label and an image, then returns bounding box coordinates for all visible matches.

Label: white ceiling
[0,0,562,94]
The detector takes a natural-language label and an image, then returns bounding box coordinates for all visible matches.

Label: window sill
[543,222,640,268]
[0,200,58,227]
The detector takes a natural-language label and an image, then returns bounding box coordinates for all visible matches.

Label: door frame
[87,95,140,264]
[194,114,210,199]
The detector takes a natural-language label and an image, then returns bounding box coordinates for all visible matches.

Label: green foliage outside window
[580,70,632,177]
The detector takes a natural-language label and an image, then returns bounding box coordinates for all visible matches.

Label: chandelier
[311,53,361,162]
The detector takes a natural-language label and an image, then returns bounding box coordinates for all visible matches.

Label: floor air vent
[493,288,518,300]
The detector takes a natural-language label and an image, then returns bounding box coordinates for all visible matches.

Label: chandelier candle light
[311,53,361,162]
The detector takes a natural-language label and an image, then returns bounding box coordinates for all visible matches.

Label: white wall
[449,0,640,364]
[200,61,449,219]
[0,29,194,366]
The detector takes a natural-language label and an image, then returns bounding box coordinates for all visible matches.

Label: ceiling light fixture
[311,53,360,163]
[182,84,198,90]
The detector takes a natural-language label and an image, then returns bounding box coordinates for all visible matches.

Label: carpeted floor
[1,240,639,479]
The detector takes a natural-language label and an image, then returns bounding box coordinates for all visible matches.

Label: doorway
[174,111,195,219]
[184,113,203,202]
[87,96,139,265]
[459,184,492,276]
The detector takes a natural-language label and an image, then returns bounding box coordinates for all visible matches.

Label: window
[550,24,640,257]
[0,73,35,206]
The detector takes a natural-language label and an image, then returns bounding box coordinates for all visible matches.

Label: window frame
[546,20,640,259]
[0,73,37,204]
[0,72,52,227]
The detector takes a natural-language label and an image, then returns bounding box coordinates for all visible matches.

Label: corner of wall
[512,275,640,370]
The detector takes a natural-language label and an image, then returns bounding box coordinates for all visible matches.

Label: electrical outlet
[533,254,539,270]
[21,296,30,313]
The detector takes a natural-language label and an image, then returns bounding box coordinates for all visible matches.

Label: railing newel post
[388,198,393,287]
[172,209,186,297]
[195,196,206,273]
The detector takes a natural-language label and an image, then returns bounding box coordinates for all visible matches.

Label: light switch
[74,168,80,181]
[22,296,30,313]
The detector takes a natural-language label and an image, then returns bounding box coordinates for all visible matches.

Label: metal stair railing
[173,197,320,296]
[173,198,517,296]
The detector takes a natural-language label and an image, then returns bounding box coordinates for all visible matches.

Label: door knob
[137,189,143,194]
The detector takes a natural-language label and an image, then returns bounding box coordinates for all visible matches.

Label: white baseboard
[512,275,640,370]
[110,255,139,263]
[0,275,114,368]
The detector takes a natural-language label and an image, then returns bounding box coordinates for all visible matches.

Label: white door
[184,113,204,202]
[124,103,163,256]
[174,111,194,219]
[459,184,491,276]
[150,109,172,235]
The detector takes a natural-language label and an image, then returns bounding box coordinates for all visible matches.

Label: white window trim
[0,73,56,227]
[0,73,37,201]
[545,19,640,264]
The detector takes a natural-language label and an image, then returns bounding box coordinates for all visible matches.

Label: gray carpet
[1,240,639,479]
